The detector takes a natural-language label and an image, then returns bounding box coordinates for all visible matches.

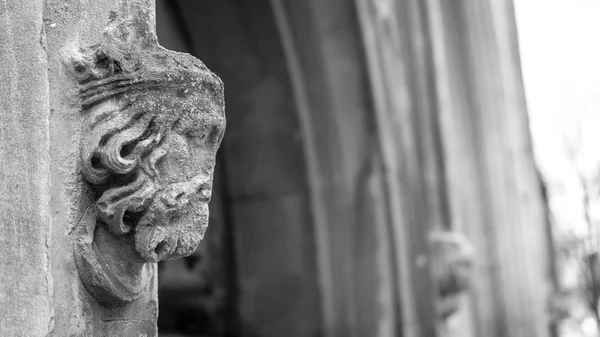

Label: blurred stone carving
[429,231,475,320]
[69,5,225,303]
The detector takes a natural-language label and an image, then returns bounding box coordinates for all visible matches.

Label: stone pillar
[425,0,551,336]
[0,1,52,336]
[0,0,224,336]
[273,0,550,336]
[272,1,419,336]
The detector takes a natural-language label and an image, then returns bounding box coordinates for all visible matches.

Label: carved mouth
[134,202,209,263]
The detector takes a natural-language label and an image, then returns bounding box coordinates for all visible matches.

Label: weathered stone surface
[0,0,53,336]
[68,4,225,304]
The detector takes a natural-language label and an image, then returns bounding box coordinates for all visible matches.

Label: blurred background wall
[154,1,553,337]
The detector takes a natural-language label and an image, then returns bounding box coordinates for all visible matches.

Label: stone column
[425,0,551,336]
[273,0,550,336]
[0,0,225,336]
[0,1,52,336]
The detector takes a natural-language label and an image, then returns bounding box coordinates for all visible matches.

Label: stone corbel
[69,2,225,303]
[429,231,475,320]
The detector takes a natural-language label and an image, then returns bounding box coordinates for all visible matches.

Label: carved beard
[134,175,211,263]
[76,116,219,303]
[96,169,212,263]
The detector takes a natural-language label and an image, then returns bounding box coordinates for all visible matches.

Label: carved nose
[198,188,211,202]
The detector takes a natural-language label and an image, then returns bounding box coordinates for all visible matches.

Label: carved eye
[190,126,211,142]
[208,125,222,144]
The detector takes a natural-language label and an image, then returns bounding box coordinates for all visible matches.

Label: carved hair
[81,98,166,234]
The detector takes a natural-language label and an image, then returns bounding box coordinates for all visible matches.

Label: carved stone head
[429,231,474,320]
[71,8,225,303]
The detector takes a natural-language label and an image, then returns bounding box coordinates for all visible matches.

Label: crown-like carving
[70,2,218,110]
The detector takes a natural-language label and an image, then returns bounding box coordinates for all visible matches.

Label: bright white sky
[515,0,600,235]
